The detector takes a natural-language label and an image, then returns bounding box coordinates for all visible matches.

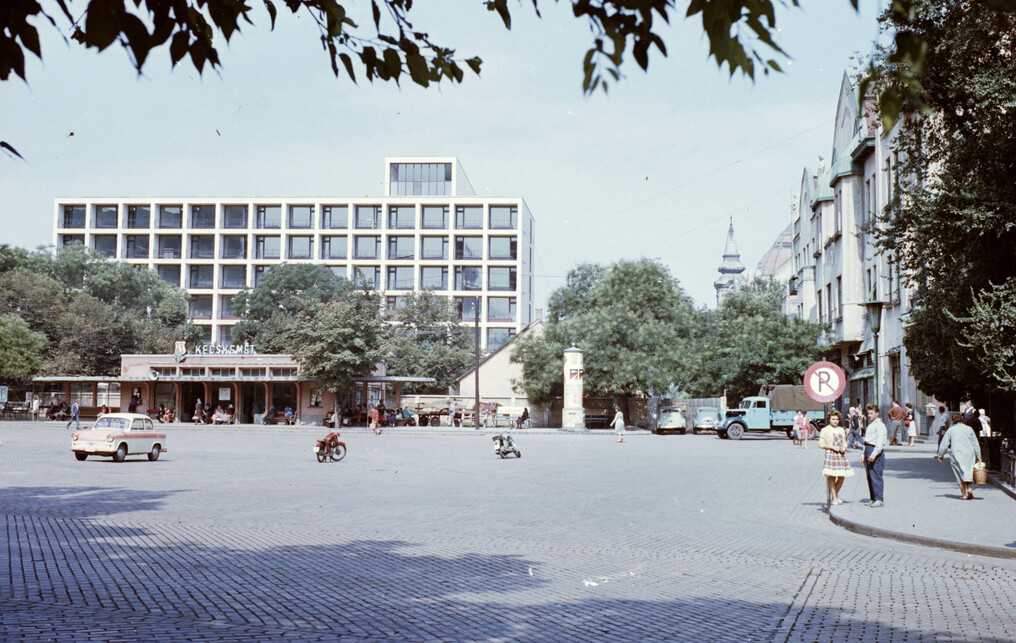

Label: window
[421,236,448,260]
[95,205,118,228]
[321,236,347,260]
[454,266,482,291]
[355,205,381,229]
[255,205,281,229]
[825,284,832,322]
[222,205,248,228]
[388,205,415,229]
[309,389,323,407]
[455,296,481,321]
[487,297,516,322]
[273,367,298,378]
[322,205,348,229]
[255,236,281,259]
[157,235,182,259]
[488,237,517,260]
[127,205,150,229]
[288,236,313,259]
[221,235,246,259]
[487,328,516,351]
[390,162,451,196]
[60,235,84,248]
[62,205,85,228]
[69,383,95,406]
[218,326,232,344]
[387,266,414,290]
[422,205,448,229]
[488,267,517,291]
[221,265,246,289]
[189,265,214,289]
[386,296,409,311]
[124,235,149,259]
[817,289,824,324]
[455,206,483,229]
[220,295,239,319]
[241,367,266,378]
[159,205,182,228]
[191,205,215,228]
[157,265,180,286]
[189,295,213,319]
[354,236,381,259]
[211,367,235,377]
[489,206,517,229]
[387,236,415,260]
[455,236,483,259]
[420,266,448,290]
[354,266,381,289]
[254,265,269,286]
[180,367,204,377]
[190,235,215,259]
[93,235,117,258]
[96,382,120,407]
[289,205,313,229]
[196,325,212,343]
[328,265,347,280]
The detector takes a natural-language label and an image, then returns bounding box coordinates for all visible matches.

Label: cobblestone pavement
[2,423,1014,642]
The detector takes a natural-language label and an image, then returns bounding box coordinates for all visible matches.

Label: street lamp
[860,299,886,409]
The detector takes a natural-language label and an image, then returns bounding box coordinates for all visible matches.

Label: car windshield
[93,417,129,431]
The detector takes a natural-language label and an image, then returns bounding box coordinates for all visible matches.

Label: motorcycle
[492,431,521,458]
[314,432,347,463]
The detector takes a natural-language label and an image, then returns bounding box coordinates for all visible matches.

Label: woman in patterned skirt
[818,410,854,505]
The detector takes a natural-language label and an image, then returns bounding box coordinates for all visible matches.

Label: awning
[850,366,875,380]
[853,336,873,356]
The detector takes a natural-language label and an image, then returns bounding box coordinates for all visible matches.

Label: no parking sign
[803,361,846,403]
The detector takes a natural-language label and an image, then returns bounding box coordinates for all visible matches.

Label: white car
[71,413,167,462]
[656,406,687,434]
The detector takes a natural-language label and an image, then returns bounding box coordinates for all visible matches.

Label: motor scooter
[314,432,347,462]
[492,431,521,458]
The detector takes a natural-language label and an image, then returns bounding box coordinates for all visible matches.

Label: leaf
[264,0,278,28]
[339,52,356,82]
[170,31,189,66]
[465,56,481,74]
[405,52,429,86]
[1,141,25,161]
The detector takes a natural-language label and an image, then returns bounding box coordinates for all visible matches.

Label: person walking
[847,403,864,450]
[796,410,811,449]
[862,404,887,508]
[905,402,918,446]
[930,405,951,447]
[66,400,80,430]
[370,404,382,435]
[887,400,906,446]
[610,405,625,443]
[30,396,40,422]
[936,417,983,500]
[978,409,991,437]
[819,411,854,505]
[792,410,806,446]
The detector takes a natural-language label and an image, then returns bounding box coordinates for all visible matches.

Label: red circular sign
[803,361,846,403]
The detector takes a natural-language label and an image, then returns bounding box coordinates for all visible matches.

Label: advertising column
[562,346,585,431]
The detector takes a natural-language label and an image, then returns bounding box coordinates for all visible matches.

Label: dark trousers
[847,427,863,449]
[864,444,884,502]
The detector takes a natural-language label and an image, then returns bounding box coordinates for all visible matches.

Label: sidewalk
[829,441,1016,559]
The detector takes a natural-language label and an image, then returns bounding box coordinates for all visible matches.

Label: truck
[716,385,826,440]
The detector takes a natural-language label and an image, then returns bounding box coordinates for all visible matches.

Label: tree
[868,0,1016,399]
[687,280,826,403]
[288,293,387,407]
[511,259,698,404]
[0,314,47,382]
[384,291,475,393]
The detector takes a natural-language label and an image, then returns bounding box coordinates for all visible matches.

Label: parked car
[70,413,167,462]
[693,406,722,434]
[655,405,687,434]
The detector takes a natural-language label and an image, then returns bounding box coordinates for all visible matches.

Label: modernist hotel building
[41,158,535,423]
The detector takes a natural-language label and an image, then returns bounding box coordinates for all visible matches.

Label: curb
[828,508,1016,560]
[987,472,1016,502]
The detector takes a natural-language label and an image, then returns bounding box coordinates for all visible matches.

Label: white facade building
[788,74,925,417]
[53,157,535,351]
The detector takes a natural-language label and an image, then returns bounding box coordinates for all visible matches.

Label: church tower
[714,218,746,306]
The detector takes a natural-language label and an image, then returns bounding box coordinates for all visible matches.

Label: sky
[0,1,884,310]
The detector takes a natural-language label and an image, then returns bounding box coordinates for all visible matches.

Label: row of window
[150,365,299,378]
[162,263,519,293]
[189,294,518,323]
[64,234,521,262]
[196,323,516,351]
[60,204,519,231]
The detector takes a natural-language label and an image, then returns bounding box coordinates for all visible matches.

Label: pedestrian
[795,410,811,449]
[128,394,138,414]
[30,396,40,421]
[905,402,918,446]
[448,398,457,428]
[610,405,625,443]
[791,410,805,446]
[861,404,887,508]
[887,400,906,446]
[370,404,381,434]
[193,398,205,424]
[847,403,864,450]
[819,410,854,506]
[978,409,991,437]
[66,399,80,430]
[930,405,951,447]
[936,417,983,500]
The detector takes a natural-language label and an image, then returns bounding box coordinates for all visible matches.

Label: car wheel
[113,443,127,462]
[727,423,746,440]
[147,444,161,461]
[74,452,87,461]
[330,445,347,462]
[692,427,699,435]
[418,416,429,427]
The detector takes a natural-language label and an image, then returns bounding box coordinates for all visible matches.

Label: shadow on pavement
[0,486,177,518]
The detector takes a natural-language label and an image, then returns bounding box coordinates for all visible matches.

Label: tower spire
[714,217,746,305]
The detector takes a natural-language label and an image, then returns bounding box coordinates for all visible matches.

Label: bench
[584,414,611,429]
[494,406,530,428]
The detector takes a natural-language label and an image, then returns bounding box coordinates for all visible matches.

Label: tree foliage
[868,0,1016,398]
[511,259,698,404]
[384,291,475,394]
[0,314,47,382]
[686,279,826,403]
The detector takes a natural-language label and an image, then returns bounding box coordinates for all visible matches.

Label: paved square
[2,424,1014,641]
